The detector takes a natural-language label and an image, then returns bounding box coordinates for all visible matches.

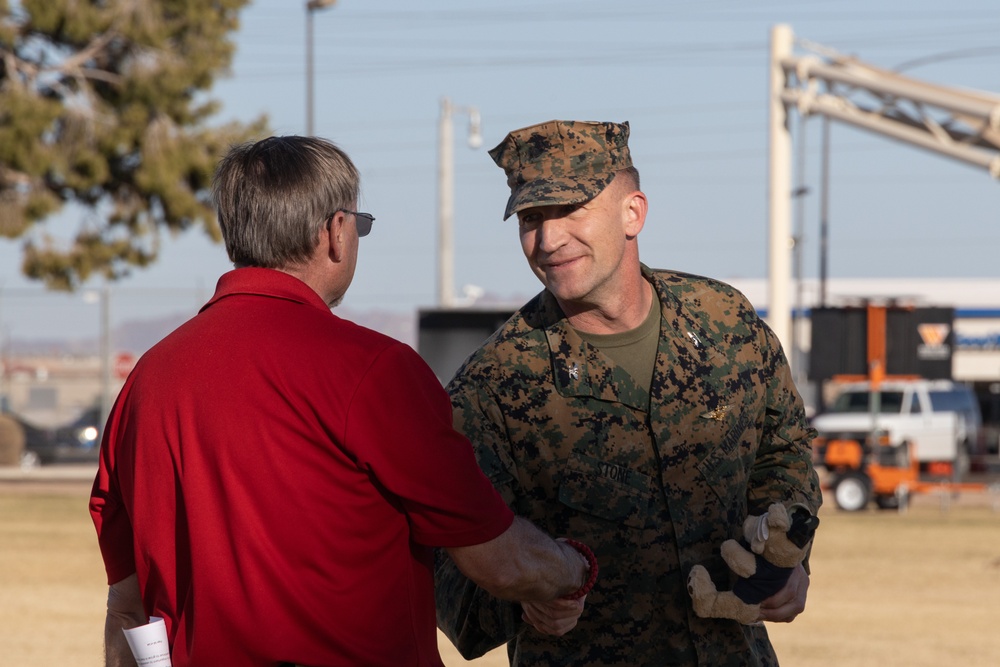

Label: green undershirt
[575,288,660,396]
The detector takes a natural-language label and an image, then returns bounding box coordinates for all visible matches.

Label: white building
[727,277,1000,449]
[727,277,1000,383]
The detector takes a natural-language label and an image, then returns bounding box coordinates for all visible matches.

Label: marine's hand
[521,597,586,636]
[758,562,809,623]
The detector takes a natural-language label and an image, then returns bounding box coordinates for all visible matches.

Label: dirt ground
[2,472,998,666]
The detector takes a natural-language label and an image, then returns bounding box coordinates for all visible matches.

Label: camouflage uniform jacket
[435,266,822,666]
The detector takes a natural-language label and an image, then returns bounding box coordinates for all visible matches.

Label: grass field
[1,478,998,666]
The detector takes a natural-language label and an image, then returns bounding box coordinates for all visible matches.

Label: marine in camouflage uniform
[434,120,822,666]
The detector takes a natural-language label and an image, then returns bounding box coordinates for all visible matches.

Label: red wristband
[560,539,598,600]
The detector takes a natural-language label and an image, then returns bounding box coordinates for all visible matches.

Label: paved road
[0,463,96,494]
[0,462,96,481]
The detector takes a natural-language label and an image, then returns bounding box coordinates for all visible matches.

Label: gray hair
[212,136,360,268]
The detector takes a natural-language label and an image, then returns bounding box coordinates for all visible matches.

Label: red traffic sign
[114,352,137,380]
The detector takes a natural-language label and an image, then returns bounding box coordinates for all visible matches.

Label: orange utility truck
[810,304,985,511]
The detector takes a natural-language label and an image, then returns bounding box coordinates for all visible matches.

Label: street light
[305,0,337,136]
[83,286,112,427]
[789,111,811,387]
[437,97,482,308]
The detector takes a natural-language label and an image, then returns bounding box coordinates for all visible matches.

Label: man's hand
[521,596,586,636]
[445,517,591,601]
[105,573,146,667]
[758,563,809,623]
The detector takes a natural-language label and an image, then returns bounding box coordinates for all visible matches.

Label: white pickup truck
[811,379,982,477]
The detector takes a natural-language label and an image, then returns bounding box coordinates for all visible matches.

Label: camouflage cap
[488,120,632,220]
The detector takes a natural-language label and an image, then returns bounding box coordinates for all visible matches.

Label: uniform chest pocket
[695,410,754,506]
[557,453,655,530]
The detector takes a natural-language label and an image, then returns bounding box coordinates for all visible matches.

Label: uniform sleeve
[345,342,514,548]
[434,369,525,659]
[747,320,823,518]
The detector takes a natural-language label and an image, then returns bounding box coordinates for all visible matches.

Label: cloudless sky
[2,0,999,340]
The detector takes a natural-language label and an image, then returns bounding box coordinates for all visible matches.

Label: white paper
[123,616,172,666]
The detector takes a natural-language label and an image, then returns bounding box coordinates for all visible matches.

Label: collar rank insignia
[568,363,580,380]
[700,404,732,421]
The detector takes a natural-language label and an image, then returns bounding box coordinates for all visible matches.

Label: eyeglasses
[327,209,375,237]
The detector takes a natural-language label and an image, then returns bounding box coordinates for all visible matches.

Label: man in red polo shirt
[90,136,592,667]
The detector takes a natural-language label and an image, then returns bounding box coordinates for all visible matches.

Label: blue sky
[2,0,999,339]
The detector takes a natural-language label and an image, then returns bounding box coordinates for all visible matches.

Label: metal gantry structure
[766,24,1000,360]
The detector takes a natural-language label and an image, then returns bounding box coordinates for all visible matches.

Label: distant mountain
[6,289,534,358]
[8,309,419,356]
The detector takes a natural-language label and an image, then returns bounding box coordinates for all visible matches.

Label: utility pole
[791,111,810,386]
[84,286,113,426]
[819,117,831,308]
[305,0,337,136]
[437,97,482,308]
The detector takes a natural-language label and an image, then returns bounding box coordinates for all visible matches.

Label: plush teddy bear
[687,502,820,625]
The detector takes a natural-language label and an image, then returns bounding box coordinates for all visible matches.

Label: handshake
[522,538,598,636]
[439,519,599,641]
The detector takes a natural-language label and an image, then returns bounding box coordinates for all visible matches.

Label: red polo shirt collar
[202,267,330,314]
